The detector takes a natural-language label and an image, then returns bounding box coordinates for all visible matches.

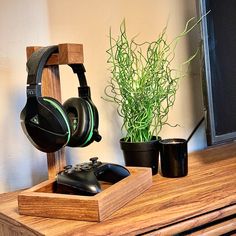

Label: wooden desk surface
[0,143,236,235]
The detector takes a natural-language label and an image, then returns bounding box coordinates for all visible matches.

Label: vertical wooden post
[42,65,65,179]
[26,44,84,179]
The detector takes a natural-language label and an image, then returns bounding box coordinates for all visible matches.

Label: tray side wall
[18,167,152,222]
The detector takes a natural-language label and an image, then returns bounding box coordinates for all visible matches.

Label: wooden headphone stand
[26,43,84,179]
[19,44,152,222]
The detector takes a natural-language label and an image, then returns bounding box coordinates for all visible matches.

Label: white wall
[0,0,207,193]
[0,0,50,193]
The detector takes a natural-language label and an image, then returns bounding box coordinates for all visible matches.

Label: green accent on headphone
[43,98,71,145]
[72,119,78,131]
[82,101,94,146]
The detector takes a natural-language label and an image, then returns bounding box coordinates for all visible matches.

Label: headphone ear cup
[63,98,94,147]
[21,97,71,153]
[42,97,71,132]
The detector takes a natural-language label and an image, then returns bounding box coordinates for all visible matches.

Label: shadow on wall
[183,0,205,120]
[0,0,53,193]
[159,0,207,150]
[0,76,48,192]
[182,0,207,149]
[44,0,207,162]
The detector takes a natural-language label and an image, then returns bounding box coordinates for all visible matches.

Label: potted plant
[104,18,202,175]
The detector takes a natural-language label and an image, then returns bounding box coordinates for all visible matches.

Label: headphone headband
[26,46,58,85]
[26,46,89,98]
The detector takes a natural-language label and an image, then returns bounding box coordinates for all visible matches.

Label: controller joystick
[90,157,98,164]
[56,157,130,196]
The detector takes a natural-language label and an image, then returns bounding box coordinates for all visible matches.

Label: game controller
[56,157,130,196]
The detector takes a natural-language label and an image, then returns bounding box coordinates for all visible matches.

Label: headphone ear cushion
[63,98,94,147]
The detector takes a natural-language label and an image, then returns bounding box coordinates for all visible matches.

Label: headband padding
[26,46,58,86]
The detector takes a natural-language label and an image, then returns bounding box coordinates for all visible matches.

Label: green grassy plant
[104,17,204,142]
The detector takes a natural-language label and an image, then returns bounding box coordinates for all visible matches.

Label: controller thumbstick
[90,157,99,165]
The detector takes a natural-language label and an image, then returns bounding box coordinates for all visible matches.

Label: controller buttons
[97,170,104,176]
[80,164,91,171]
[64,165,72,170]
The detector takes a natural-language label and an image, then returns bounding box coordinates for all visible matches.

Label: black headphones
[20,45,102,153]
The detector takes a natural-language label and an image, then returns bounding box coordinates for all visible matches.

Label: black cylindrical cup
[159,138,188,178]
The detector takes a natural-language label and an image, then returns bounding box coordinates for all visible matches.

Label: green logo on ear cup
[30,115,39,125]
[43,98,71,145]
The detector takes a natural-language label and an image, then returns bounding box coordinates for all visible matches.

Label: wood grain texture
[0,143,236,235]
[17,167,152,222]
[189,217,236,236]
[151,204,236,235]
[26,44,83,65]
[58,44,84,64]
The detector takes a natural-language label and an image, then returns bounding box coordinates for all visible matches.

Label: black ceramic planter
[120,137,160,175]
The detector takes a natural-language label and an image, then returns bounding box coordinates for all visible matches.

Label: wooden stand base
[18,167,152,222]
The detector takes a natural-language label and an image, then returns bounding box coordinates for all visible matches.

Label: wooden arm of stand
[26,43,84,179]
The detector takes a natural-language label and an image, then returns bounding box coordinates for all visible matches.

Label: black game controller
[56,157,130,196]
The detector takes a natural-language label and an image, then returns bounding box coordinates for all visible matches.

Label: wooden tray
[18,167,152,222]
